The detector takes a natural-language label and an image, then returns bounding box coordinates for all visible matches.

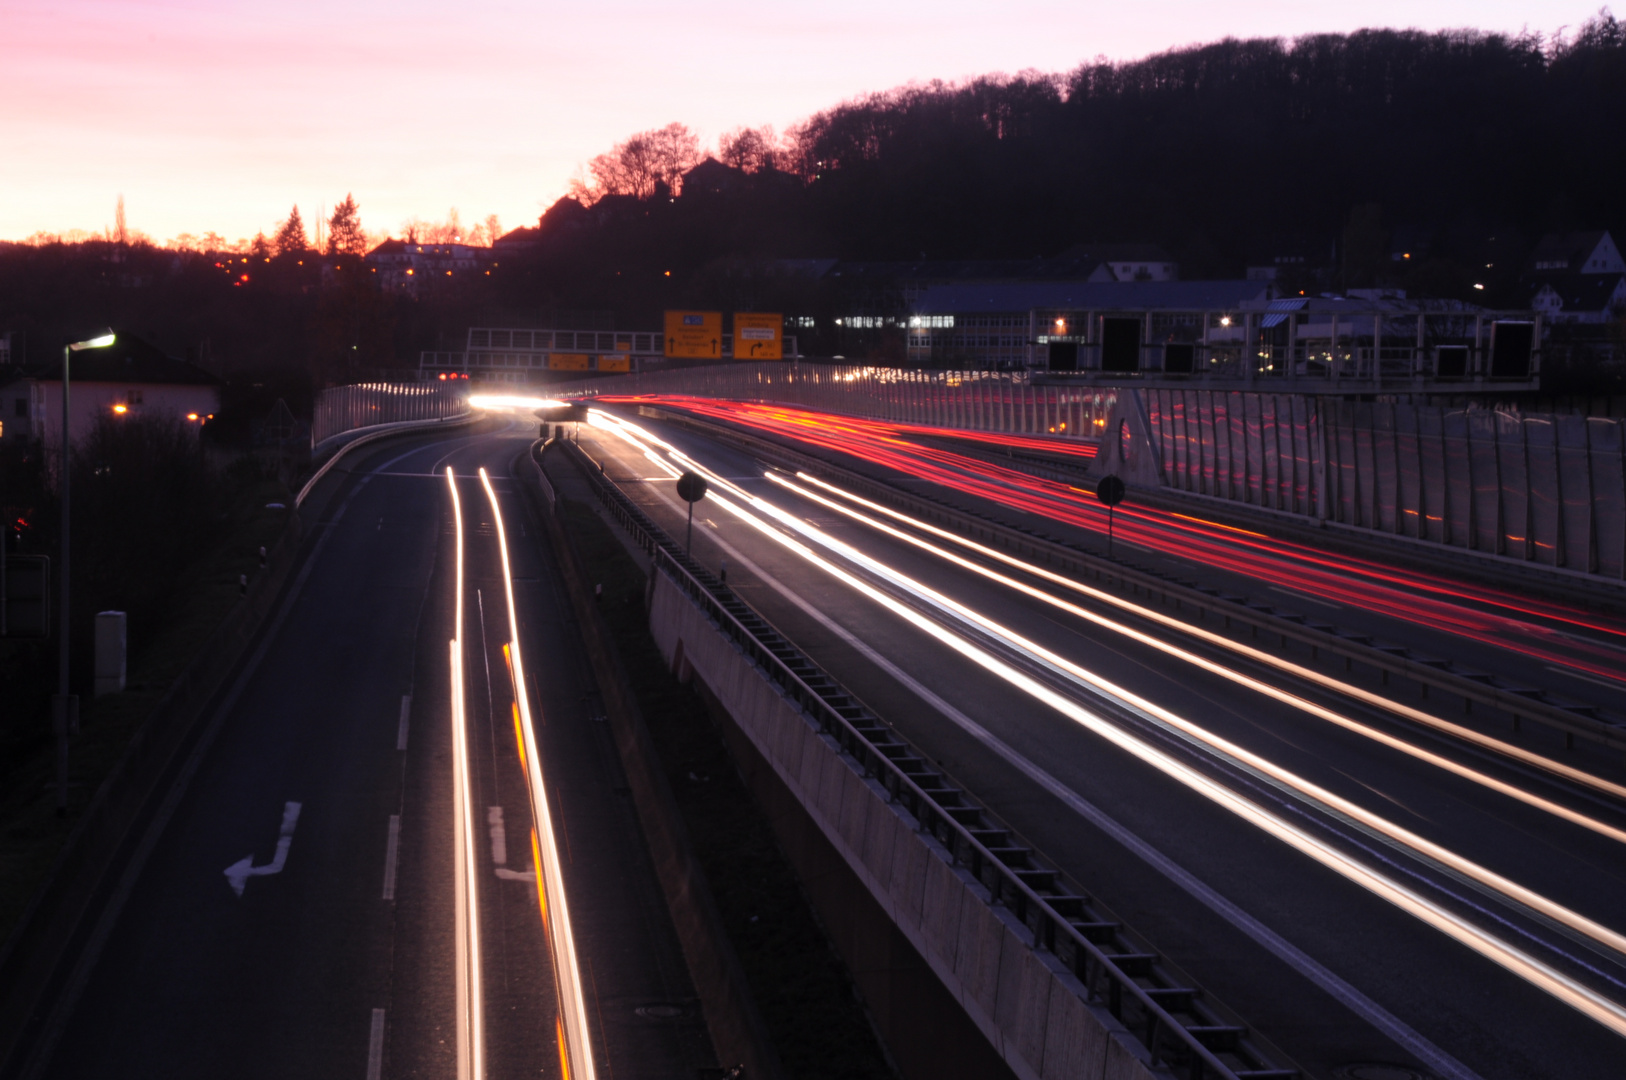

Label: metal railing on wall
[309,381,467,451]
[1142,387,1626,580]
[556,362,1116,442]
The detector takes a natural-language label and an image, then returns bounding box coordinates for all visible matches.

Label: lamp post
[55,330,114,816]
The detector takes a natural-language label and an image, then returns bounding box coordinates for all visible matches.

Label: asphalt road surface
[31,423,713,1080]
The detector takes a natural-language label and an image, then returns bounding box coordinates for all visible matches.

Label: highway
[611,397,1626,710]
[27,424,713,1080]
[571,402,1626,1080]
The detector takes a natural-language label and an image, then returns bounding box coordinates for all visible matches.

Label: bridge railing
[309,381,467,451]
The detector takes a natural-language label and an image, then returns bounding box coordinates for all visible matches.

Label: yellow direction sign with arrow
[733,313,783,360]
[664,311,722,358]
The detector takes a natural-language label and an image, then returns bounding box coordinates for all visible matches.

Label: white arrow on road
[225,801,302,897]
[488,806,533,882]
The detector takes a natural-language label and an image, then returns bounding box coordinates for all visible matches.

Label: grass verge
[558,496,895,1080]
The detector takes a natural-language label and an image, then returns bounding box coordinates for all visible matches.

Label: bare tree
[577,122,704,201]
[718,125,778,172]
[115,194,128,245]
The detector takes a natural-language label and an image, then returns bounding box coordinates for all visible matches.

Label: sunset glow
[3,0,1597,243]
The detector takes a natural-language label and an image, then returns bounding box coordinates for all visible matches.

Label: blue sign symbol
[682,314,705,326]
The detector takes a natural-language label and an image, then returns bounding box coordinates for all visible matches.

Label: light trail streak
[746,480,1626,958]
[625,396,1626,683]
[584,416,1626,1036]
[478,467,597,1080]
[445,467,486,1080]
[781,471,1626,810]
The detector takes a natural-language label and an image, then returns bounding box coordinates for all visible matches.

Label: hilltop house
[1529,231,1626,324]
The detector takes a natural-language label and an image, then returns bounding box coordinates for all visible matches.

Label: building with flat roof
[905,280,1540,387]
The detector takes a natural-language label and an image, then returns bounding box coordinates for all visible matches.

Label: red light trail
[597,395,1626,685]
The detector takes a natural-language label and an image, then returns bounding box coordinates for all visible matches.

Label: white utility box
[95,610,126,696]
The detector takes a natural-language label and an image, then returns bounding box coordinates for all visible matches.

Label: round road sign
[1094,475,1126,507]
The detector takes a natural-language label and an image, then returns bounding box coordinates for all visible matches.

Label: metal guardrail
[638,406,1626,757]
[550,435,1297,1080]
[310,381,467,450]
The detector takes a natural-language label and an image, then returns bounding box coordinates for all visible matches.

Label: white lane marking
[659,498,1483,1080]
[487,806,507,865]
[397,694,412,750]
[382,815,401,900]
[366,1008,386,1080]
[224,801,302,898]
[1268,585,1343,610]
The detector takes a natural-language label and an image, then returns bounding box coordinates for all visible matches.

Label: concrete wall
[649,570,1169,1080]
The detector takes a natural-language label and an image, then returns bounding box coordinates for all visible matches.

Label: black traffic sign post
[1094,474,1126,557]
[675,471,708,553]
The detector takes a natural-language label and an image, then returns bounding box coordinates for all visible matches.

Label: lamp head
[68,331,116,351]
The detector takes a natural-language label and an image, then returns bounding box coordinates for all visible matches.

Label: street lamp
[56,330,114,816]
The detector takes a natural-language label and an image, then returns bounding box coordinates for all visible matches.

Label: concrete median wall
[649,570,1168,1080]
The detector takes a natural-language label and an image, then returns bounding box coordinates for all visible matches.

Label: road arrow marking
[225,801,302,897]
[488,805,534,881]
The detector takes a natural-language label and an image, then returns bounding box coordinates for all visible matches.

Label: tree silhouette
[274,205,308,256]
[327,194,367,255]
[572,122,703,203]
[719,126,779,173]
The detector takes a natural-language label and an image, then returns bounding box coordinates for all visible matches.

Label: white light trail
[788,471,1626,805]
[445,467,485,1080]
[478,468,596,1080]
[582,414,1626,1037]
[468,394,570,410]
[764,472,1626,847]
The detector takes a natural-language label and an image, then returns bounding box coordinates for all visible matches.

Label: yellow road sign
[549,353,590,370]
[596,354,630,373]
[733,313,783,360]
[664,311,723,358]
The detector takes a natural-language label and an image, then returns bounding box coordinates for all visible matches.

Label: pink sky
[1,0,1599,244]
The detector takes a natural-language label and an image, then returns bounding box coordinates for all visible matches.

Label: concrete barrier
[648,569,1170,1080]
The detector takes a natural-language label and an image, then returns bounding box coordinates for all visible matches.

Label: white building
[366,240,497,294]
[21,335,222,451]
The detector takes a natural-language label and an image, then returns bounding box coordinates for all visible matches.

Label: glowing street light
[56,330,114,816]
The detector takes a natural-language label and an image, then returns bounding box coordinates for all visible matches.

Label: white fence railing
[310,382,467,450]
